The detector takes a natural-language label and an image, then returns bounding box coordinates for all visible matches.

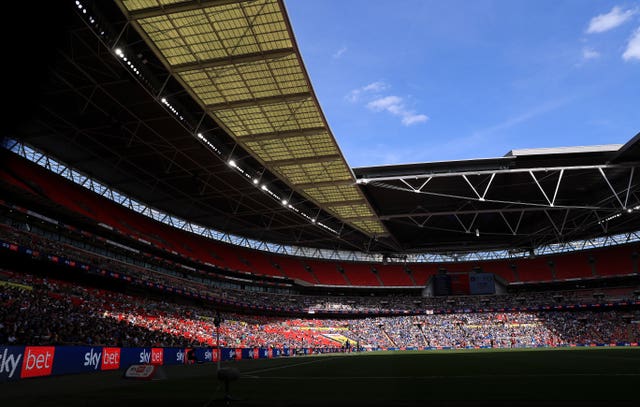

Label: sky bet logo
[139,350,150,363]
[151,348,163,365]
[101,348,120,371]
[0,348,23,379]
[83,348,102,370]
[20,346,55,378]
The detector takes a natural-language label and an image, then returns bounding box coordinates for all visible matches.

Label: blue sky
[284,0,640,167]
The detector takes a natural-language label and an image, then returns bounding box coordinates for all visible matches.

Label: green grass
[3,347,640,406]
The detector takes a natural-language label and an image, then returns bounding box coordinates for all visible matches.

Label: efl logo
[20,346,55,378]
[212,349,219,362]
[150,348,163,365]
[101,347,121,370]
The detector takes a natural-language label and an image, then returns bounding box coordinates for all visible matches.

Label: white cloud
[367,96,402,111]
[401,114,429,126]
[362,82,387,92]
[623,27,640,60]
[345,81,388,103]
[587,6,637,33]
[582,47,600,60]
[367,96,429,126]
[332,46,347,59]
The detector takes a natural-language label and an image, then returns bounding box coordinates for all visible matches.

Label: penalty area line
[242,372,640,380]
[241,356,340,377]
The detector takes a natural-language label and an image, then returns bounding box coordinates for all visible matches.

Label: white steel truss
[3,138,639,263]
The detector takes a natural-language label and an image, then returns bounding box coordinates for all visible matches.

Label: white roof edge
[508,144,623,157]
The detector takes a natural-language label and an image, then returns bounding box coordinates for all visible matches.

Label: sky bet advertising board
[0,345,343,381]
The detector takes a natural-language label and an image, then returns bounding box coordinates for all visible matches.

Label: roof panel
[243,134,338,162]
[119,0,388,238]
[350,219,387,235]
[327,203,375,219]
[303,185,362,203]
[122,0,189,12]
[178,53,308,105]
[274,160,351,184]
[137,2,292,66]
[213,98,321,136]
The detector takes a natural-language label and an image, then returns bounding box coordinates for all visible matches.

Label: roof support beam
[409,215,432,228]
[369,175,609,211]
[551,169,564,207]
[380,206,574,220]
[461,173,497,202]
[335,215,380,221]
[126,0,255,20]
[207,92,311,111]
[238,127,326,142]
[624,167,635,209]
[529,171,552,206]
[267,154,341,167]
[599,167,625,209]
[295,179,355,189]
[323,199,368,206]
[453,213,478,234]
[358,163,636,183]
[173,48,296,73]
[499,211,522,235]
[462,174,483,201]
[399,177,432,193]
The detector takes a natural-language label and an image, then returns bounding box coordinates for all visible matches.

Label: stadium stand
[552,252,593,280]
[2,153,639,290]
[594,245,636,276]
[477,260,518,283]
[407,263,438,286]
[513,257,554,282]
[242,251,285,278]
[269,256,316,284]
[376,264,414,286]
[340,262,380,286]
[307,262,348,285]
[2,269,639,350]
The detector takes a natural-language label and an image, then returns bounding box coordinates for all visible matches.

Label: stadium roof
[113,0,387,238]
[354,138,640,253]
[4,0,640,256]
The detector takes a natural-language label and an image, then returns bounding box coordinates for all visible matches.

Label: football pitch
[3,347,640,406]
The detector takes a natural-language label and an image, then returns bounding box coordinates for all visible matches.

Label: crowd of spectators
[1,270,639,351]
[2,223,639,319]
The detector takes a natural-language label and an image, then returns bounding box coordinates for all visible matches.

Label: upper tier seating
[1,152,638,287]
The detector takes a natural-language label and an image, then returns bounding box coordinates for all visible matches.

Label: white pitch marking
[241,356,340,376]
[242,372,640,380]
